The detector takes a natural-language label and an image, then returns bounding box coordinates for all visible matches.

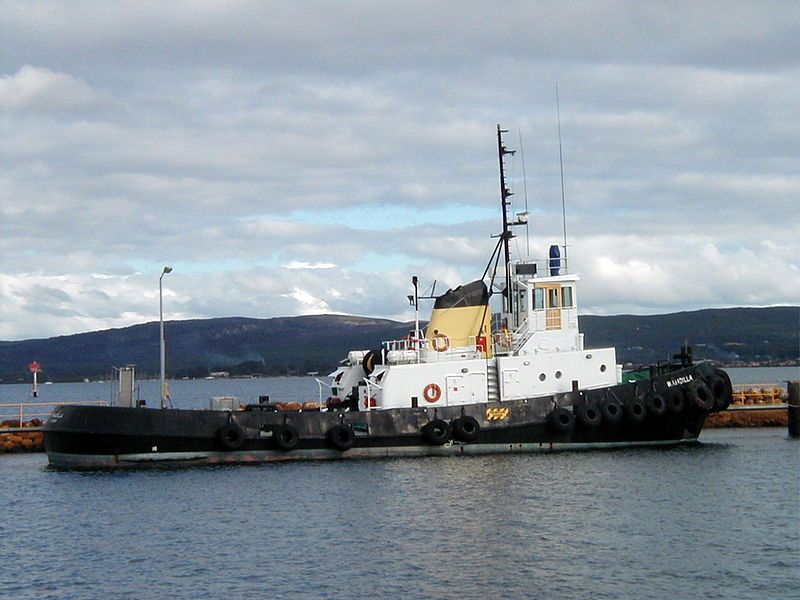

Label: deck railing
[0,401,109,428]
[382,335,487,362]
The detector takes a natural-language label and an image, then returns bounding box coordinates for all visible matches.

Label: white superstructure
[328,260,619,412]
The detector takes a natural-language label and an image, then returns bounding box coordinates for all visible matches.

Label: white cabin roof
[516,273,581,285]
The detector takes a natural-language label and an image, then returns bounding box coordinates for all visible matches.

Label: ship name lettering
[666,375,693,388]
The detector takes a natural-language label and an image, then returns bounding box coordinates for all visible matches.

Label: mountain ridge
[0,307,797,382]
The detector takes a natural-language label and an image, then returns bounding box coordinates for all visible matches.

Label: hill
[0,307,796,382]
[579,307,798,366]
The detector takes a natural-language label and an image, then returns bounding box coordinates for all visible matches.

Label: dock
[702,383,789,427]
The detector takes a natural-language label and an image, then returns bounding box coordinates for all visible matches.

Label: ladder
[487,360,500,402]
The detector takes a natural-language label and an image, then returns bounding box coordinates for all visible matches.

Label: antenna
[556,82,568,272]
[518,129,530,258]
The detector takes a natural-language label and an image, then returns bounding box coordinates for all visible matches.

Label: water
[1,429,797,599]
[725,366,800,385]
[2,367,798,411]
[0,375,321,412]
[1,368,799,599]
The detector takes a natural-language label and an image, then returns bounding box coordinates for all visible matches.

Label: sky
[1,1,798,340]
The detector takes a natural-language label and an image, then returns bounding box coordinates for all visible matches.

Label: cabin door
[501,369,520,400]
[542,285,562,330]
[469,373,486,403]
[446,375,467,405]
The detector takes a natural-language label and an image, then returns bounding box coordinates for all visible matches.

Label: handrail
[0,401,109,428]
[315,378,333,405]
[363,378,383,411]
[382,335,487,362]
[513,315,530,337]
[510,258,570,277]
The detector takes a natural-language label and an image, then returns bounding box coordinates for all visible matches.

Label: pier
[702,383,790,428]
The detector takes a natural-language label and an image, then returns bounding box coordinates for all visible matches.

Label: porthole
[600,364,607,372]
[539,373,546,381]
[555,371,562,379]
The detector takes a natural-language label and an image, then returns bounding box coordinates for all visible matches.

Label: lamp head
[162,266,173,274]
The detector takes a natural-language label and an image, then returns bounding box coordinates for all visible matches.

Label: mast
[556,83,568,272]
[496,125,515,316]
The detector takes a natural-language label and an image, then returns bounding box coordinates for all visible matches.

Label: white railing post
[315,378,333,406]
[1,401,111,429]
[362,378,384,411]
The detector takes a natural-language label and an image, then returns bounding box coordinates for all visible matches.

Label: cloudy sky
[1,1,798,340]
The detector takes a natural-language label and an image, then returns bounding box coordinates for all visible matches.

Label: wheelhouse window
[533,288,544,310]
[516,287,528,312]
[562,286,573,308]
[547,288,560,308]
[513,287,528,328]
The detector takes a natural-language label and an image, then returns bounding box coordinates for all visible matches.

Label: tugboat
[44,127,732,468]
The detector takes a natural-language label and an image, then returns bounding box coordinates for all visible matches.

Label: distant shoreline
[1,361,797,385]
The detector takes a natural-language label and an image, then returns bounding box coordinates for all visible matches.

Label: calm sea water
[1,368,799,599]
[2,366,798,410]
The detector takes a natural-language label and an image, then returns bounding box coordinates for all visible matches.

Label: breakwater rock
[1,420,45,453]
[705,408,787,428]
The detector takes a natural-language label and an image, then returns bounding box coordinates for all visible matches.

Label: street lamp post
[159,266,173,408]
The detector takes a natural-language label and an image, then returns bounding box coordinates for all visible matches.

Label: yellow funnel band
[427,305,493,356]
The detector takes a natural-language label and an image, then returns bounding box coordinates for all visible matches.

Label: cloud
[0,65,114,113]
[284,288,332,315]
[283,261,337,270]
[0,1,797,340]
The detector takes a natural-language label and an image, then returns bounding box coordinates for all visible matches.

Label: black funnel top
[433,280,489,309]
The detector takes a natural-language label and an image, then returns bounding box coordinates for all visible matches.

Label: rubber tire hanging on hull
[217,423,246,451]
[624,397,647,423]
[576,403,602,428]
[644,392,667,418]
[422,419,451,445]
[273,424,299,451]
[451,416,480,442]
[326,424,355,451]
[709,371,733,412]
[601,398,623,425]
[686,381,714,412]
[666,388,685,414]
[549,407,575,433]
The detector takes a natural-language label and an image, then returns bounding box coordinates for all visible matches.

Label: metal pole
[413,276,420,363]
[788,381,800,439]
[159,266,172,408]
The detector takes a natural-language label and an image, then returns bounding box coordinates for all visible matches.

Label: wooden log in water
[705,407,788,428]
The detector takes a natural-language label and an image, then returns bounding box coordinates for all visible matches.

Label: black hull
[44,363,726,469]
